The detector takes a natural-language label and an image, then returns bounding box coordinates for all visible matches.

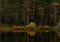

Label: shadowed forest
[0,0,60,42]
[0,0,60,26]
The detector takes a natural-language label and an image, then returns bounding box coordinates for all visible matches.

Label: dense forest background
[0,0,60,26]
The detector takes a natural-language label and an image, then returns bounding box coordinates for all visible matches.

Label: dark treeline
[0,0,60,26]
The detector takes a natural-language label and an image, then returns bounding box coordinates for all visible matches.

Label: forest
[0,0,60,26]
[0,0,60,42]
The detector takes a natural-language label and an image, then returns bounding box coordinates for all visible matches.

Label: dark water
[0,31,59,42]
